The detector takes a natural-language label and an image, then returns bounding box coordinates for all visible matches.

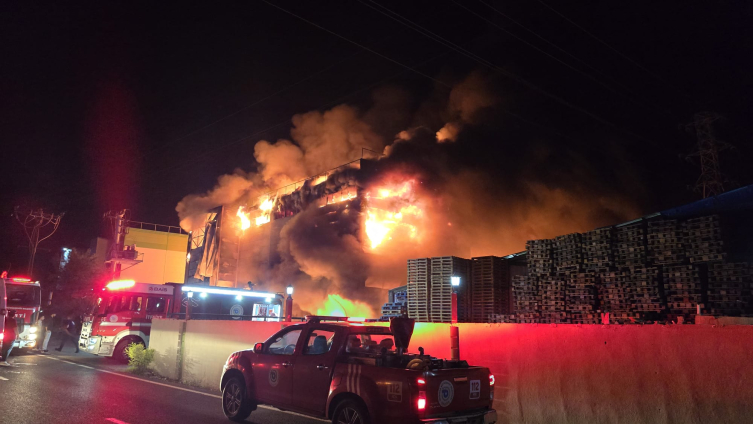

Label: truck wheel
[222,376,253,422]
[333,399,370,424]
[113,337,142,364]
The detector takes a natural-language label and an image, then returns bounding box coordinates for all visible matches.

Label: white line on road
[106,419,130,424]
[0,376,8,381]
[39,355,328,422]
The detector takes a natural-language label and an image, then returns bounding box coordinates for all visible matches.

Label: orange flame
[315,294,375,318]
[364,179,423,249]
[236,206,251,231]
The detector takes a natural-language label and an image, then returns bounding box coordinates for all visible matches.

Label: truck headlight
[28,334,38,340]
[30,327,38,334]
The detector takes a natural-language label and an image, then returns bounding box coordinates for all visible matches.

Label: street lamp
[451,276,460,324]
[285,284,294,322]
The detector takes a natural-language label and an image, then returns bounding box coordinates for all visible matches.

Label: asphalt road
[0,343,327,424]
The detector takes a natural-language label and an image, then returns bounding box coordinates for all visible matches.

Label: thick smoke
[176,70,643,316]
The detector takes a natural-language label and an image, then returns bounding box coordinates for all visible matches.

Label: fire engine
[80,280,285,363]
[220,316,497,424]
[0,276,6,353]
[3,277,42,350]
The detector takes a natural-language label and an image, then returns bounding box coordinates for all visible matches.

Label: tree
[51,249,109,318]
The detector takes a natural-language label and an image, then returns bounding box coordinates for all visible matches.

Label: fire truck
[0,276,6,353]
[80,280,284,363]
[3,277,43,350]
[220,316,497,424]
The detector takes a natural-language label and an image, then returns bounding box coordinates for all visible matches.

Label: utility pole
[13,207,64,278]
[686,112,732,198]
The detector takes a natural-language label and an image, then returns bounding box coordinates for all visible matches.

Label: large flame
[236,206,251,231]
[315,294,375,318]
[364,179,423,249]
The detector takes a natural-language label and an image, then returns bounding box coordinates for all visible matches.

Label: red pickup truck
[220,316,497,424]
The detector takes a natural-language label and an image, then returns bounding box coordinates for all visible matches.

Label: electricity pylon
[686,112,733,198]
[14,207,64,277]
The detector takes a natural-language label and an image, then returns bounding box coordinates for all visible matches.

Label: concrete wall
[149,320,753,424]
[149,318,287,388]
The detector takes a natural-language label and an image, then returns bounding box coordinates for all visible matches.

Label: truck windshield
[6,284,40,308]
[345,333,396,354]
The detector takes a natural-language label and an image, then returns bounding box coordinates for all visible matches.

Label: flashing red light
[489,374,495,386]
[106,280,136,290]
[417,378,426,385]
[417,391,427,411]
[11,277,31,283]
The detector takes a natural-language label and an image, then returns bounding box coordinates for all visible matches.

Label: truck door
[0,279,6,351]
[252,327,302,408]
[293,327,339,415]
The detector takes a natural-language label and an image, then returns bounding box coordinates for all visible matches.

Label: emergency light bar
[107,280,136,290]
[10,277,31,283]
[181,285,278,300]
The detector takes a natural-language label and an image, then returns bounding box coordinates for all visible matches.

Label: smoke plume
[176,69,643,316]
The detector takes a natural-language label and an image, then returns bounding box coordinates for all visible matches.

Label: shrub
[125,342,155,375]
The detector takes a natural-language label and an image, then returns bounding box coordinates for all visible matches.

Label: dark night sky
[1,1,752,274]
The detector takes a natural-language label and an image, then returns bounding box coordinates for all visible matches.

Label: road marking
[106,419,130,424]
[0,376,8,381]
[39,355,327,422]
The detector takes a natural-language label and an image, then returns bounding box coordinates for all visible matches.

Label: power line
[464,0,675,117]
[337,0,658,145]
[534,0,695,103]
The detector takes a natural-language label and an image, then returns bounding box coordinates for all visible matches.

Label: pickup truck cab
[220,316,497,424]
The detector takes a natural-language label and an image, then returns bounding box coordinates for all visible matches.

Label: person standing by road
[35,312,54,353]
[1,310,18,366]
[54,314,79,353]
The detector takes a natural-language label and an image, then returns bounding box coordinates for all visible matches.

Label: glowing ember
[316,294,374,318]
[236,206,251,231]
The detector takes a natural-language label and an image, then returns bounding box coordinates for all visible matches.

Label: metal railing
[126,220,188,234]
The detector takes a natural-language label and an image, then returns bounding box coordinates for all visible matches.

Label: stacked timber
[615,223,647,267]
[554,233,583,272]
[707,262,751,316]
[470,256,511,322]
[539,272,567,323]
[512,275,539,323]
[600,269,637,323]
[647,219,686,265]
[526,239,553,276]
[628,266,664,316]
[686,215,725,263]
[566,271,599,324]
[430,256,471,323]
[406,258,430,322]
[583,227,614,270]
[663,265,702,315]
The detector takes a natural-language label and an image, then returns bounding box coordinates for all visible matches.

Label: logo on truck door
[438,380,454,407]
[269,368,279,387]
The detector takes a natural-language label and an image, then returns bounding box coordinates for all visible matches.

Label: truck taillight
[489,374,495,386]
[417,378,426,385]
[417,391,427,411]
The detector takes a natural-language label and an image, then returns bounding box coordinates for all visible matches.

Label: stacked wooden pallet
[554,233,583,272]
[600,269,631,314]
[406,258,430,322]
[685,215,725,263]
[615,223,646,267]
[526,239,553,276]
[583,227,614,270]
[647,219,686,265]
[566,271,599,324]
[470,256,510,323]
[539,272,567,323]
[707,262,751,316]
[663,265,702,314]
[628,266,664,316]
[429,256,471,323]
[512,275,539,323]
